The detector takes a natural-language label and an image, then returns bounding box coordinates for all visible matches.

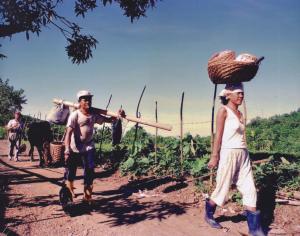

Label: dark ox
[27,121,53,167]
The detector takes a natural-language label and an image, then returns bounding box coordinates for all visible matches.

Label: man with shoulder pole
[63,90,125,204]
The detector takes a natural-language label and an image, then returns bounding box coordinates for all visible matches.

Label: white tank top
[221,106,247,149]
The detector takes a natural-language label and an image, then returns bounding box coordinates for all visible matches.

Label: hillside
[246,108,300,155]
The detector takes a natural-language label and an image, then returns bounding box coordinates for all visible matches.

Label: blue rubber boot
[246,210,266,236]
[204,199,222,229]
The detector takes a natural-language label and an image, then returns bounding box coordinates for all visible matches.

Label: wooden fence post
[155,101,158,164]
[132,85,146,154]
[180,92,185,176]
[210,84,218,187]
[242,98,248,146]
[98,94,112,160]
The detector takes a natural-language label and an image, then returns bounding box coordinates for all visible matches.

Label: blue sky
[1,0,300,136]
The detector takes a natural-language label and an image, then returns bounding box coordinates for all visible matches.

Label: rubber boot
[65,181,76,200]
[83,185,93,203]
[204,199,222,229]
[246,210,266,236]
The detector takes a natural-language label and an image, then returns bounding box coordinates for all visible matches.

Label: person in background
[204,83,265,236]
[6,110,24,161]
[64,90,125,203]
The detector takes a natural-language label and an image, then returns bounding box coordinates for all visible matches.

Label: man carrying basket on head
[63,90,125,203]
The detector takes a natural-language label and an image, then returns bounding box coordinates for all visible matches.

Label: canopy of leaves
[0,0,159,64]
[0,78,27,125]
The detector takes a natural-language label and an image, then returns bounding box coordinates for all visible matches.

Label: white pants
[210,148,257,208]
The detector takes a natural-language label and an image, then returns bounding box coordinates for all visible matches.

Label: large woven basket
[50,141,65,164]
[208,51,263,84]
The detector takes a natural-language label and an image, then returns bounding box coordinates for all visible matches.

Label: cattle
[27,121,53,167]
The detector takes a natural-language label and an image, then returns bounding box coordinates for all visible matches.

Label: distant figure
[205,83,265,236]
[6,110,24,161]
[27,120,53,167]
[63,90,125,203]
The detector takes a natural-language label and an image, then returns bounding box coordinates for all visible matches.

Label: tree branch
[0,24,29,38]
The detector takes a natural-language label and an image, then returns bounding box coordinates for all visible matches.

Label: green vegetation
[0,78,27,126]
[0,127,6,139]
[96,109,300,194]
[253,156,300,192]
[246,108,300,155]
[1,84,298,194]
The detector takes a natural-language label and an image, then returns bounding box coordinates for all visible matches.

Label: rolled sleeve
[67,111,77,129]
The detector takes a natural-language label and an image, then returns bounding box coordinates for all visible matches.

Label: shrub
[0,127,6,139]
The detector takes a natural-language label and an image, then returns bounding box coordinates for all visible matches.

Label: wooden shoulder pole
[53,98,172,131]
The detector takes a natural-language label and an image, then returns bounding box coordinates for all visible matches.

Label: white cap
[77,90,93,100]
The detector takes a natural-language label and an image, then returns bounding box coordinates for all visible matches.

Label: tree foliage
[0,78,27,125]
[0,0,159,64]
[246,109,300,155]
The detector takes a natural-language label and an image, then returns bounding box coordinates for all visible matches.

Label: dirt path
[0,140,298,236]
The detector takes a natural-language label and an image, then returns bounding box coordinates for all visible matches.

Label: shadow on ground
[1,158,190,229]
[65,176,190,226]
[0,174,20,236]
[216,213,246,224]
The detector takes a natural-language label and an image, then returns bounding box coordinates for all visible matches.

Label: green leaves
[1,0,159,64]
[0,127,6,139]
[190,155,209,177]
[119,132,211,178]
[75,0,97,17]
[66,34,98,64]
[0,78,27,125]
[252,155,300,191]
[246,110,300,155]
[121,157,135,171]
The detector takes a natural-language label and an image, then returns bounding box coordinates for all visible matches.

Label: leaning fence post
[132,85,146,154]
[180,92,185,176]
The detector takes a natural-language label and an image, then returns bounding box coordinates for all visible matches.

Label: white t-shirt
[221,106,247,149]
[67,110,105,153]
[7,119,23,141]
[7,119,22,130]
